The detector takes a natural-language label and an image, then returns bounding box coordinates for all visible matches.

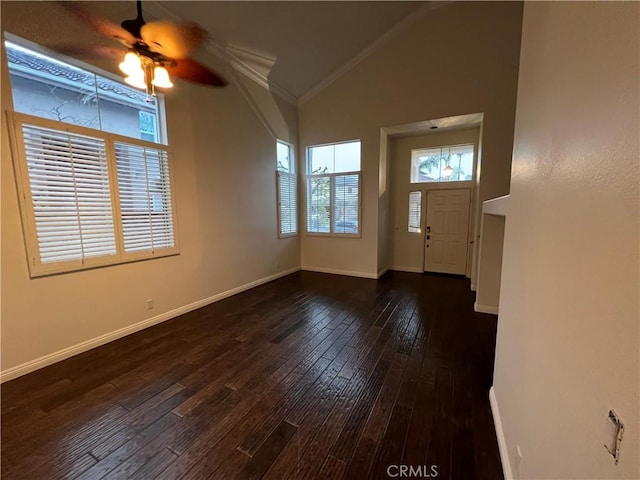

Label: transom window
[5,38,163,143]
[6,37,177,277]
[410,144,474,183]
[306,140,361,235]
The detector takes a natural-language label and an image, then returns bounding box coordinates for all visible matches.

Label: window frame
[409,142,476,186]
[8,111,179,277]
[305,140,362,238]
[4,33,169,146]
[276,139,298,238]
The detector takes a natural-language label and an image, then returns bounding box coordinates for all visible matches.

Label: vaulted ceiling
[17,1,429,102]
[151,1,425,99]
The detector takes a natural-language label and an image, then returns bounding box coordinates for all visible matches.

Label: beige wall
[298,1,523,277]
[475,210,505,313]
[493,2,639,479]
[1,2,300,376]
[389,128,480,272]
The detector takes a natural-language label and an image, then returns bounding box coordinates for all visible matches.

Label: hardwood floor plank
[128,447,177,479]
[77,413,179,479]
[207,449,251,480]
[360,353,406,444]
[370,404,413,479]
[402,358,437,467]
[451,369,477,480]
[329,358,391,462]
[343,436,378,480]
[90,383,189,461]
[235,420,297,479]
[156,371,304,479]
[237,356,332,457]
[263,375,349,479]
[1,271,503,480]
[291,372,370,478]
[165,386,236,455]
[317,454,347,479]
[425,367,454,479]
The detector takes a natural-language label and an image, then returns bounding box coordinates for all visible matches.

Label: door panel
[424,189,471,274]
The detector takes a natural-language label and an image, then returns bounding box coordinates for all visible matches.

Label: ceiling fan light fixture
[124,71,146,90]
[119,51,142,76]
[152,65,173,88]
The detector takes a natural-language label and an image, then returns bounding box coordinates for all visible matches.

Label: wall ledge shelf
[482,194,509,216]
[474,195,509,315]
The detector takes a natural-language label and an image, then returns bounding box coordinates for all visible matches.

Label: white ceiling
[154,1,425,98]
[384,113,484,137]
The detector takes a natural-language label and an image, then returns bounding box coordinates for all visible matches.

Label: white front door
[424,189,471,275]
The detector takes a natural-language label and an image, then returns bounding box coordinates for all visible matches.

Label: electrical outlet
[147,299,154,310]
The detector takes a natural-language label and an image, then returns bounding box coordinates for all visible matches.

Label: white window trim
[8,111,179,277]
[304,170,362,238]
[305,139,362,237]
[410,142,476,185]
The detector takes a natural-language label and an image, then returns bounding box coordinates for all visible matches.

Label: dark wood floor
[1,271,503,480]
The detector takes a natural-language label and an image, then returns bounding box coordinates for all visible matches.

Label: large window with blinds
[276,140,297,237]
[306,140,361,236]
[6,37,177,277]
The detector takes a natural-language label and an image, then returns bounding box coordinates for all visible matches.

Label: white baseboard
[0,266,301,383]
[475,302,499,315]
[301,265,378,279]
[389,266,423,273]
[376,267,389,278]
[490,386,513,480]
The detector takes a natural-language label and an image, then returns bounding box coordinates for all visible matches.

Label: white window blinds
[11,113,178,277]
[277,171,297,236]
[408,191,422,233]
[115,143,175,252]
[22,123,117,264]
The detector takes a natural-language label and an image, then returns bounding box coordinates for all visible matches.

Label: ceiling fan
[57,0,227,95]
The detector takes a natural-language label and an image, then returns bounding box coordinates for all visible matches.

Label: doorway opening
[381,113,484,282]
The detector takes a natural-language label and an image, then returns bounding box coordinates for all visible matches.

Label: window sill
[305,232,362,239]
[28,249,180,278]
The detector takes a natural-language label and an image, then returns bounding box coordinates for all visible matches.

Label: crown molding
[298,2,441,106]
[224,46,297,105]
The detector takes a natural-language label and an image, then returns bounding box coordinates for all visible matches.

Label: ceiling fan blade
[57,1,136,46]
[50,45,125,62]
[140,21,207,59]
[166,58,227,87]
